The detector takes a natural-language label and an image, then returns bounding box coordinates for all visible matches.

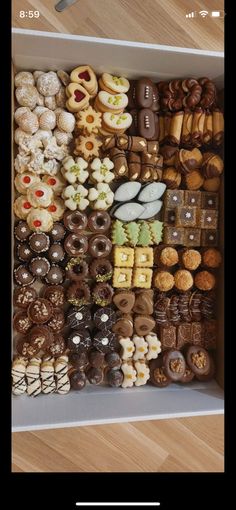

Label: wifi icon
[199,10,208,17]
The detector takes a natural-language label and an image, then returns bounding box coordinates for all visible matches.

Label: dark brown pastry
[66,305,92,329]
[93,306,116,330]
[167,294,180,325]
[88,234,112,258]
[201,230,218,247]
[175,148,203,175]
[64,233,88,257]
[13,286,37,309]
[88,349,105,368]
[50,222,66,242]
[194,271,216,291]
[65,257,88,281]
[48,244,65,263]
[140,152,156,181]
[203,319,217,350]
[90,258,113,282]
[176,323,192,349]
[178,292,192,322]
[86,367,103,385]
[184,190,201,207]
[199,77,216,109]
[202,248,222,269]
[13,311,32,335]
[93,330,118,353]
[88,211,111,234]
[137,108,157,140]
[63,210,88,233]
[134,315,155,336]
[191,322,203,346]
[29,257,50,278]
[106,368,123,387]
[92,282,114,306]
[28,324,53,352]
[128,152,141,180]
[112,313,133,337]
[201,292,215,320]
[67,282,91,306]
[17,243,33,262]
[28,298,53,324]
[182,78,202,108]
[189,290,202,322]
[160,145,179,166]
[135,78,154,108]
[46,333,65,357]
[113,290,135,313]
[44,265,65,285]
[154,295,169,325]
[201,152,224,178]
[105,352,122,369]
[186,345,210,375]
[14,265,35,286]
[179,365,195,384]
[42,285,65,308]
[14,221,31,242]
[69,351,89,369]
[195,355,215,381]
[47,308,65,332]
[163,349,186,381]
[127,79,137,109]
[109,147,129,179]
[149,355,171,387]
[67,328,92,352]
[16,337,40,358]
[159,324,176,350]
[69,369,86,390]
[29,232,50,253]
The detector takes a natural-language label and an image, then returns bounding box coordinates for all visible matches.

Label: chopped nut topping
[170,359,184,373]
[154,367,167,383]
[191,351,207,369]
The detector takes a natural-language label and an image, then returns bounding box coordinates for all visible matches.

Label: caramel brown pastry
[28,232,50,253]
[109,147,129,179]
[13,286,37,309]
[112,313,133,337]
[168,111,184,146]
[185,190,201,208]
[134,315,155,336]
[182,78,202,108]
[162,167,181,189]
[160,80,185,111]
[191,107,205,147]
[149,355,171,387]
[199,209,218,229]
[181,249,201,270]
[175,148,203,175]
[67,282,91,306]
[43,285,65,308]
[181,110,193,146]
[113,290,135,313]
[184,228,201,247]
[164,189,184,208]
[201,152,224,178]
[186,345,210,376]
[185,170,204,191]
[174,269,193,292]
[203,177,221,192]
[50,222,66,242]
[128,152,141,180]
[194,271,216,291]
[163,112,172,142]
[155,246,179,268]
[133,289,153,315]
[163,226,185,245]
[175,206,198,228]
[146,140,159,154]
[203,111,213,146]
[212,109,224,146]
[140,152,156,181]
[202,248,222,268]
[29,257,50,278]
[176,322,192,349]
[158,113,165,144]
[163,349,186,381]
[198,77,216,109]
[153,270,174,292]
[116,134,147,152]
[16,243,33,263]
[160,145,179,166]
[13,311,32,335]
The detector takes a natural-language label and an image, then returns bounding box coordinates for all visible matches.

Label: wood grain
[12,415,224,472]
[13,0,224,51]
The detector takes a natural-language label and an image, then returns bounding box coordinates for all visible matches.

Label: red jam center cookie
[23,201,31,209]
[74,90,86,102]
[78,71,90,81]
[35,190,44,197]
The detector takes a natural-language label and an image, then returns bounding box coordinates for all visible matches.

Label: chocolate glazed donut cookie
[88,235,112,258]
[64,233,88,257]
[90,258,113,282]
[63,210,88,233]
[88,211,111,234]
[66,257,89,282]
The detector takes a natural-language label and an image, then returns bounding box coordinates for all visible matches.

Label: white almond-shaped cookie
[114,202,145,221]
[138,200,163,219]
[138,182,166,203]
[98,91,128,110]
[103,111,132,131]
[114,181,141,202]
[27,182,53,208]
[102,73,130,94]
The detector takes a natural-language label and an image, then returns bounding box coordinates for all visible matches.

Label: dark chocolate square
[184,228,201,247]
[203,319,217,350]
[200,209,218,229]
[159,324,176,350]
[191,322,203,346]
[176,206,198,227]
[164,190,184,208]
[201,230,219,246]
[163,207,176,225]
[176,323,192,349]
[201,192,219,210]
[163,226,185,245]
[184,190,201,208]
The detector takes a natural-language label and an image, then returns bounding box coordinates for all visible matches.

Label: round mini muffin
[50,222,66,242]
[29,256,50,278]
[202,248,222,269]
[14,221,32,242]
[28,298,53,324]
[153,270,175,292]
[194,270,216,291]
[13,310,32,335]
[174,269,194,292]
[158,246,179,268]
[29,232,50,253]
[13,285,37,309]
[181,249,201,271]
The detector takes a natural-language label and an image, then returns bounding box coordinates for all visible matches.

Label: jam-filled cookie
[99,73,130,94]
[27,208,53,232]
[14,172,40,194]
[27,182,53,208]
[66,83,90,112]
[70,65,98,96]
[76,106,102,134]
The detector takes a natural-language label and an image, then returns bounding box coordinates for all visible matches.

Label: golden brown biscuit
[185,170,204,190]
[114,247,134,267]
[113,268,133,288]
[202,248,222,268]
[194,270,216,291]
[153,270,174,291]
[174,269,194,291]
[134,247,153,267]
[133,268,153,288]
[181,249,201,270]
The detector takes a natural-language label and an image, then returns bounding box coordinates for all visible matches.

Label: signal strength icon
[186,11,197,18]
[199,10,208,17]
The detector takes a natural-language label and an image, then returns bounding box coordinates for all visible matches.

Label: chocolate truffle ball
[46,333,65,357]
[14,265,35,286]
[66,305,92,329]
[105,352,122,369]
[44,265,65,285]
[14,221,31,242]
[17,243,33,262]
[69,351,89,369]
[43,285,65,308]
[29,257,50,277]
[93,307,117,330]
[48,243,65,263]
[13,310,32,334]
[50,222,66,242]
[88,349,105,368]
[67,328,92,352]
[86,367,103,385]
[106,368,123,387]
[70,369,86,390]
[29,232,50,253]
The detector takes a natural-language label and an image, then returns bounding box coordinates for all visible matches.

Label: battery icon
[211,11,225,17]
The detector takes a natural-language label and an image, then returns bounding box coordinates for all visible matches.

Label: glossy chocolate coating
[47,308,65,332]
[67,305,92,329]
[16,337,40,358]
[64,233,88,257]
[112,313,133,337]
[13,286,37,309]
[44,265,65,285]
[14,265,35,286]
[86,367,103,385]
[63,210,88,233]
[50,222,66,242]
[67,328,92,352]
[88,211,111,233]
[17,243,33,262]
[88,349,105,368]
[14,221,31,242]
[89,258,113,282]
[67,282,91,306]
[149,356,172,387]
[106,368,123,387]
[29,232,50,253]
[195,355,215,381]
[88,235,112,258]
[186,345,210,375]
[66,257,88,281]
[69,351,89,369]
[92,283,114,306]
[179,365,195,383]
[136,78,154,109]
[46,333,65,357]
[43,285,65,308]
[48,243,65,263]
[138,108,156,140]
[113,291,135,313]
[163,349,186,381]
[29,257,50,277]
[13,311,32,334]
[70,369,86,390]
[93,307,116,330]
[105,351,122,369]
[28,324,53,350]
[93,330,118,353]
[134,315,155,336]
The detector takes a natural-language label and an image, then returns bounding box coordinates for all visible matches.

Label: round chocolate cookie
[186,345,210,376]
[28,324,53,351]
[43,285,65,308]
[14,265,35,286]
[93,306,117,330]
[16,337,40,358]
[14,221,31,242]
[48,243,65,263]
[178,365,195,384]
[50,223,66,242]
[44,265,65,285]
[46,333,65,357]
[28,298,53,324]
[65,257,88,281]
[163,349,186,381]
[93,330,118,353]
[29,257,50,278]
[69,351,89,370]
[112,313,134,337]
[64,233,88,257]
[69,369,86,390]
[88,211,111,234]
[13,286,37,309]
[47,308,65,332]
[66,305,92,329]
[88,349,105,368]
[105,351,122,369]
[63,210,88,233]
[67,282,91,306]
[106,368,123,387]
[67,328,92,352]
[86,367,103,385]
[13,311,32,335]
[29,232,50,253]
[92,283,114,306]
[17,243,33,262]
[149,355,172,387]
[88,234,112,258]
[90,258,113,282]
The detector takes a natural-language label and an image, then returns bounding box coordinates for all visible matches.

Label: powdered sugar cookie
[55,86,67,108]
[15,85,39,110]
[54,128,73,146]
[33,106,49,117]
[42,173,66,195]
[62,155,88,184]
[43,136,68,161]
[15,172,40,194]
[94,91,128,114]
[27,182,53,208]
[41,159,60,176]
[76,106,102,134]
[18,136,42,155]
[27,208,53,232]
[14,195,33,219]
[36,93,45,106]
[57,111,75,133]
[33,129,53,143]
[102,111,132,134]
[66,83,90,113]
[33,70,44,81]
[99,73,130,94]
[70,65,98,96]
[37,71,61,96]
[39,110,56,130]
[44,95,57,110]
[47,198,65,221]
[15,71,35,88]
[15,110,39,134]
[88,183,114,210]
[27,149,44,174]
[14,128,32,145]
[14,153,30,174]
[74,134,102,160]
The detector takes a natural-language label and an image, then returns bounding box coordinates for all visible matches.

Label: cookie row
[154,290,215,324]
[12,355,70,396]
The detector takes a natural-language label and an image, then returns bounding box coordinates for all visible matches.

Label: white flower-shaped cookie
[119,337,135,360]
[121,362,137,388]
[62,156,89,184]
[88,183,114,210]
[90,157,115,183]
[134,361,150,386]
[145,333,161,361]
[63,184,89,211]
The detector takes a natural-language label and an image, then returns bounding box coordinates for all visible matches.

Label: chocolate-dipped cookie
[29,257,50,278]
[13,311,32,335]
[86,367,103,385]
[47,308,65,332]
[44,265,65,285]
[67,282,91,306]
[113,291,135,314]
[16,337,41,358]
[149,355,172,387]
[17,243,33,262]
[133,290,154,315]
[134,315,155,336]
[92,283,114,306]
[46,333,65,357]
[186,345,210,376]
[67,328,92,352]
[179,364,195,384]
[43,285,65,308]
[29,232,50,253]
[69,351,89,369]
[88,235,112,258]
[67,305,92,329]
[90,258,113,282]
[28,324,53,352]
[93,330,118,353]
[88,349,105,368]
[14,221,31,242]
[64,233,88,257]
[93,306,116,330]
[50,222,66,242]
[48,243,65,263]
[88,211,111,234]
[163,349,186,381]
[105,351,122,369]
[69,369,86,390]
[63,210,88,233]
[106,368,123,387]
[13,286,37,309]
[14,265,35,286]
[28,298,53,324]
[65,257,88,281]
[112,313,133,337]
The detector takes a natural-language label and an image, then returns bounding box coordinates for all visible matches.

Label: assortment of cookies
[12,65,224,396]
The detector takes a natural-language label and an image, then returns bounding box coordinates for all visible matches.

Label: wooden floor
[13,0,224,51]
[12,0,224,473]
[12,415,224,472]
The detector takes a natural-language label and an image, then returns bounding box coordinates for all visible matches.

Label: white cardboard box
[12,28,224,431]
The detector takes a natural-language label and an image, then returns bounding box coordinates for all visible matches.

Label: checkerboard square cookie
[133,268,153,288]
[134,247,153,267]
[114,246,134,267]
[113,268,132,288]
